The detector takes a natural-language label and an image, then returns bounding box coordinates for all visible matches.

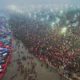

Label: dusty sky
[0,0,80,9]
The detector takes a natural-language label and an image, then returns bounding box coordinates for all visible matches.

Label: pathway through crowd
[1,39,66,80]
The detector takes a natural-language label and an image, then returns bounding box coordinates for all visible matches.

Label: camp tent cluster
[0,16,12,78]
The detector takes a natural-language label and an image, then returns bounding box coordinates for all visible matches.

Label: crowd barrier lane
[44,58,73,80]
[46,57,80,80]
[27,47,80,80]
[29,50,80,80]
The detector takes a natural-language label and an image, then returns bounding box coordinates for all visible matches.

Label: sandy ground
[1,39,66,80]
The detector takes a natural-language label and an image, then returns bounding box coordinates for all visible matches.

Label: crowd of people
[9,5,80,80]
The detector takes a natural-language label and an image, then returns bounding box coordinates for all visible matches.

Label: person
[41,63,43,67]
[20,65,24,74]
[46,63,49,68]
[24,72,27,80]
[49,67,52,71]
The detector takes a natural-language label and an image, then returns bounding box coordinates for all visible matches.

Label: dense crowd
[9,6,80,80]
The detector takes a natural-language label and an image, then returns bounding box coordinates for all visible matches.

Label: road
[1,39,66,80]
